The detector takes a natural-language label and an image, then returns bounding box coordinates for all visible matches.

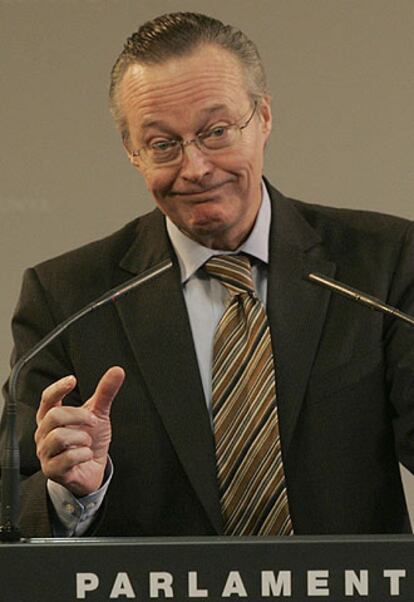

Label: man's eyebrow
[200,104,230,115]
[140,105,231,131]
[140,118,174,131]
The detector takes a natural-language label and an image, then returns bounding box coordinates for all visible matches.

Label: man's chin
[182,214,244,249]
[178,216,227,246]
[187,203,226,230]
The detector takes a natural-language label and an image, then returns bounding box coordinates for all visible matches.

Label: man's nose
[178,142,213,182]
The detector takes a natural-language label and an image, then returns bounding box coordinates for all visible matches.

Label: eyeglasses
[130,102,257,168]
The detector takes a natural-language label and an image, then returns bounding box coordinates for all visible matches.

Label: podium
[0,535,413,601]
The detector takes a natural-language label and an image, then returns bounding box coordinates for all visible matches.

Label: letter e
[308,571,330,597]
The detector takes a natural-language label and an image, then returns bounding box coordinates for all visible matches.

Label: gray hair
[109,12,268,142]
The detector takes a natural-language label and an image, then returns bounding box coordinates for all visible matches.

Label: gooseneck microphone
[307,272,414,326]
[0,259,173,542]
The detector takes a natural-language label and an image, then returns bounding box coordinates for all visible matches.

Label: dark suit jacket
[2,183,414,537]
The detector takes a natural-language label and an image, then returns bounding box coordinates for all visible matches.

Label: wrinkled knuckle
[35,410,43,427]
[36,450,50,475]
[40,383,56,404]
[36,438,49,463]
[34,427,41,445]
[45,430,64,454]
[45,406,61,427]
[63,448,78,464]
[43,457,63,481]
[36,446,43,463]
[81,431,93,447]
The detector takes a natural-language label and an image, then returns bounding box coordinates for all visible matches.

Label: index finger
[36,375,77,425]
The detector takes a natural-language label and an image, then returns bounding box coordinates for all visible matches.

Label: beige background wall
[1,0,413,518]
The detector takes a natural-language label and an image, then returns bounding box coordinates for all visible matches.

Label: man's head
[110,13,268,143]
[110,13,272,250]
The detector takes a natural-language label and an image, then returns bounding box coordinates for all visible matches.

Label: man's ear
[122,133,141,170]
[258,94,272,139]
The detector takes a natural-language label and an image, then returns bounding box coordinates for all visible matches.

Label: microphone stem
[1,259,173,542]
[307,273,414,327]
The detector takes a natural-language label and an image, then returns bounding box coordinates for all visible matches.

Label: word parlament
[76,568,408,599]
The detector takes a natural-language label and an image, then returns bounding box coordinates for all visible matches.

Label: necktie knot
[204,255,254,295]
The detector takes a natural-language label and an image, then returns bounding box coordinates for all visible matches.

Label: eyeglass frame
[129,101,258,168]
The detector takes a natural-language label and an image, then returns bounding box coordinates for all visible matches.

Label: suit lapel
[116,210,223,533]
[266,186,336,454]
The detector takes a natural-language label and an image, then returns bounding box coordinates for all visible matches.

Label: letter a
[222,572,248,598]
[109,572,136,599]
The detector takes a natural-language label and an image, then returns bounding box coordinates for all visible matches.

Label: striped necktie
[204,254,293,536]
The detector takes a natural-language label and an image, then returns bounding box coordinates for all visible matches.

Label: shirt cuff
[47,457,113,537]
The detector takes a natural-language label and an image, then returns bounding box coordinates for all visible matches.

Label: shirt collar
[166,181,271,284]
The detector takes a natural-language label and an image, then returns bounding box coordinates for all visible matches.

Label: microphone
[307,272,414,326]
[0,258,173,542]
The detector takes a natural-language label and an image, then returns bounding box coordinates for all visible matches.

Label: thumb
[88,366,125,417]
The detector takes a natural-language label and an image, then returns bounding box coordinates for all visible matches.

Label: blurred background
[1,0,413,517]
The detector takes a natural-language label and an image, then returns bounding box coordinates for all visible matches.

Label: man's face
[118,44,272,250]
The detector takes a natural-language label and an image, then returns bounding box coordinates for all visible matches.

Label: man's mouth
[170,181,229,198]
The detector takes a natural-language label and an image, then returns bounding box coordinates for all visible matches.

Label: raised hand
[35,366,125,497]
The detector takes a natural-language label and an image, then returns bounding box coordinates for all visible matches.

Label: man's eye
[203,126,228,139]
[150,140,177,152]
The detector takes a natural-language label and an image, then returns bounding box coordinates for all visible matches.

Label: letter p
[77,573,99,599]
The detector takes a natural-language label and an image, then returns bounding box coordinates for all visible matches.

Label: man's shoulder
[292,197,411,234]
[267,182,413,246]
[34,209,163,275]
[28,209,166,304]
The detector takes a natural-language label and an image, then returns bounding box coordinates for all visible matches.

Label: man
[1,12,414,538]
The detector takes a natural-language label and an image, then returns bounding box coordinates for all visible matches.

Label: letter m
[262,571,292,597]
